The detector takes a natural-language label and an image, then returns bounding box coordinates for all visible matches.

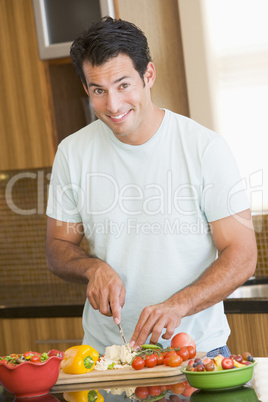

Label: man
[46,17,257,356]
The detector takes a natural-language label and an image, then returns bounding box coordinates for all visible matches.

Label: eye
[94,88,105,95]
[120,83,130,89]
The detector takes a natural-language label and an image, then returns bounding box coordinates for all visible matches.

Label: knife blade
[117,322,128,346]
[109,303,130,350]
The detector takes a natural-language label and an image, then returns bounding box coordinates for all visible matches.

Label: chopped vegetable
[0,350,62,366]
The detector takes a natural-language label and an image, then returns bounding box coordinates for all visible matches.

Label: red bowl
[0,356,63,398]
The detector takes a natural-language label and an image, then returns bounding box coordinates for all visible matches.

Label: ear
[144,62,156,88]
[82,81,89,96]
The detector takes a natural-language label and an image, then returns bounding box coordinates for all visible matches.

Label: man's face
[82,54,156,145]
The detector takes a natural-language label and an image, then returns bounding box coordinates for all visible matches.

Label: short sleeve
[201,136,249,222]
[46,147,82,223]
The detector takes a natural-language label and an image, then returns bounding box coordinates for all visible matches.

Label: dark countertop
[0,278,267,319]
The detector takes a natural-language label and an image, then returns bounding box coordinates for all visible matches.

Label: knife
[109,303,130,349]
[116,322,128,346]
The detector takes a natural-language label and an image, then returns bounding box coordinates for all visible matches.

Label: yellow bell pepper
[61,345,99,374]
[63,390,104,402]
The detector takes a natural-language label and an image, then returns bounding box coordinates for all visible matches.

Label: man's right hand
[85,259,126,322]
[46,217,126,323]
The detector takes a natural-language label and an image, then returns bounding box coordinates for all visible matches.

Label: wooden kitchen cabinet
[227,313,268,357]
[0,0,56,170]
[116,0,189,116]
[0,317,84,356]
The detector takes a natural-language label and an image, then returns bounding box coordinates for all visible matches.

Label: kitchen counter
[0,358,267,401]
[0,278,267,319]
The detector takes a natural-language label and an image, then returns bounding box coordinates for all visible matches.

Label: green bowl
[190,385,259,401]
[181,361,257,391]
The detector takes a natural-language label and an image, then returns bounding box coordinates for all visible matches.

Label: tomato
[187,346,196,359]
[30,355,41,363]
[148,386,162,396]
[168,354,183,367]
[145,354,157,368]
[177,346,189,361]
[171,332,196,349]
[183,385,197,397]
[47,349,62,357]
[156,352,165,365]
[23,351,34,359]
[163,357,170,366]
[171,382,185,395]
[205,362,215,371]
[222,357,234,370]
[135,387,149,399]
[164,350,177,359]
[234,354,243,363]
[132,356,145,370]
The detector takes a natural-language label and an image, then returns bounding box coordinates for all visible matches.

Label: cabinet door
[0,317,84,355]
[227,314,268,357]
[0,0,56,170]
[116,0,189,116]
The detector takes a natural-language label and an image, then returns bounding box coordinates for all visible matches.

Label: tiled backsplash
[0,167,267,305]
[0,167,88,306]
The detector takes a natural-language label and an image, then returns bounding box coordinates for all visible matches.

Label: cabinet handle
[35,339,82,344]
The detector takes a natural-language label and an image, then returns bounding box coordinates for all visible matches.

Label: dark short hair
[70,17,152,87]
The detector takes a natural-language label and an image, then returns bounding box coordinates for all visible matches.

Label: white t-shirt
[47,109,249,355]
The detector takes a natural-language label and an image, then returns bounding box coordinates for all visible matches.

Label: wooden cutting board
[55,351,206,386]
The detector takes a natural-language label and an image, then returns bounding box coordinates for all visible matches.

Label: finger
[161,315,179,340]
[109,299,122,324]
[149,318,169,344]
[86,285,99,310]
[130,306,156,347]
[99,289,111,316]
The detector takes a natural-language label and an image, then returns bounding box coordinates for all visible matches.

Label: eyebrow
[88,75,131,88]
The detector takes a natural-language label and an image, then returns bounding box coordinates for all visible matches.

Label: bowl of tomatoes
[0,350,64,398]
[181,353,257,391]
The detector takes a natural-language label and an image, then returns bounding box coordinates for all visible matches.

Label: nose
[106,91,121,114]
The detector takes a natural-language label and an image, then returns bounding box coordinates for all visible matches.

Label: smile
[108,111,130,121]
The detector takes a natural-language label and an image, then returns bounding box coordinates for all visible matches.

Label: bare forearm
[169,245,256,318]
[46,238,103,284]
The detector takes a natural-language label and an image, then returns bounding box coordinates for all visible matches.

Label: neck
[115,106,165,146]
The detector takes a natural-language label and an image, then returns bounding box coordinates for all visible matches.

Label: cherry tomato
[30,355,41,363]
[204,362,215,371]
[135,387,149,399]
[47,349,62,357]
[171,381,185,395]
[148,386,162,396]
[234,354,243,363]
[222,357,234,370]
[177,346,189,361]
[156,352,165,365]
[132,356,145,370]
[171,332,196,349]
[168,354,183,367]
[187,346,196,359]
[145,354,157,368]
[163,357,170,366]
[196,363,205,372]
[23,351,34,359]
[164,350,177,359]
